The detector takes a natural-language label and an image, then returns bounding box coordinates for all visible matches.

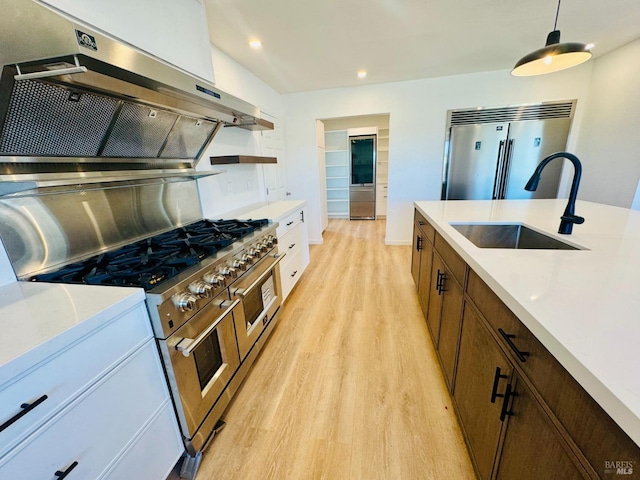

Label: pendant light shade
[511,1,592,76]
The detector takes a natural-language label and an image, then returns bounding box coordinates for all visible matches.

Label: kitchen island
[413,199,640,478]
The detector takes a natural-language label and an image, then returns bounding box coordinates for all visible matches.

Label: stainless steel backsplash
[0,178,202,278]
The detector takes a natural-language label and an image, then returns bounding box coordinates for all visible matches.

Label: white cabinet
[376,184,388,217]
[0,301,183,479]
[276,206,310,301]
[325,130,350,218]
[376,128,389,218]
[38,0,215,82]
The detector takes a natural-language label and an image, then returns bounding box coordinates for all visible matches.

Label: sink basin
[451,223,583,250]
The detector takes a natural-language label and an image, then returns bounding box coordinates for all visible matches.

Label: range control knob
[203,272,226,287]
[189,281,213,298]
[267,235,278,245]
[264,238,274,248]
[256,242,269,252]
[241,253,255,265]
[171,292,198,312]
[248,248,261,258]
[219,266,238,278]
[233,259,248,271]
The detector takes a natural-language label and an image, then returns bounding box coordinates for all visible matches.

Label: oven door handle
[232,253,286,298]
[175,299,241,357]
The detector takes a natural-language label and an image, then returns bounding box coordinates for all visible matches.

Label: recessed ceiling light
[249,40,262,49]
[357,70,367,79]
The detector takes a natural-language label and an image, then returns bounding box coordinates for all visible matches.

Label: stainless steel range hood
[0,0,273,194]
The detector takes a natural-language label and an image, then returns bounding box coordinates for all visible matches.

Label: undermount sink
[451,223,583,250]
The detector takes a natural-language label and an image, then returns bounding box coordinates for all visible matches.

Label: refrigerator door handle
[492,140,506,200]
[499,139,515,199]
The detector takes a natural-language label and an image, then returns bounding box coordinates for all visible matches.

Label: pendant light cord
[553,0,561,30]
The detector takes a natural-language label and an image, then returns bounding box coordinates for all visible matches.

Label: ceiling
[203,0,640,94]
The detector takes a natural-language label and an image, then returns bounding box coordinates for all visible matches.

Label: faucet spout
[524,152,584,235]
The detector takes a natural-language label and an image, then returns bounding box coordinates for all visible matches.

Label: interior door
[503,118,571,199]
[446,123,509,200]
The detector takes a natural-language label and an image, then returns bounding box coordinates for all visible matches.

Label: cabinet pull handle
[286,221,294,226]
[490,367,509,403]
[289,243,296,249]
[418,220,426,226]
[54,461,79,479]
[416,235,422,252]
[498,328,530,362]
[0,394,48,433]
[437,270,446,295]
[291,270,298,277]
[500,383,518,422]
[434,270,441,291]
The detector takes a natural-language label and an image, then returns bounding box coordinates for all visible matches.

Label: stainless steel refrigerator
[349,135,376,219]
[443,118,571,200]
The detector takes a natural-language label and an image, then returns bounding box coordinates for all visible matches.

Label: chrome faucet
[524,152,584,235]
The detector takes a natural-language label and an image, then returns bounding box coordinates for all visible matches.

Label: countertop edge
[218,200,307,223]
[0,285,146,387]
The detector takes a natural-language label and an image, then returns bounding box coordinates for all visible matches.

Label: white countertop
[218,200,307,223]
[0,282,145,386]
[414,199,640,446]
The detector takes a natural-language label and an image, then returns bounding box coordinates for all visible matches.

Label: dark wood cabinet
[434,256,464,388]
[410,220,422,287]
[455,305,512,480]
[495,374,585,480]
[410,207,640,480]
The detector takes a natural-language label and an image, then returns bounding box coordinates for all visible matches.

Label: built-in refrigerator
[443,116,572,200]
[349,135,376,219]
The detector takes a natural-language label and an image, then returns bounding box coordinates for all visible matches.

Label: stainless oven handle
[232,253,286,298]
[175,299,241,357]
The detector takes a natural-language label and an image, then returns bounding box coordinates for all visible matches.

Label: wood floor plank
[195,219,476,479]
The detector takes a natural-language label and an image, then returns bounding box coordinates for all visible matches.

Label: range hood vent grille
[0,76,219,161]
[449,101,575,126]
[0,78,119,156]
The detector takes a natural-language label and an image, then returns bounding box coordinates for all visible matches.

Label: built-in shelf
[210,155,277,164]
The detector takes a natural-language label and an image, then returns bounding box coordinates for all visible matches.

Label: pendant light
[511,0,592,76]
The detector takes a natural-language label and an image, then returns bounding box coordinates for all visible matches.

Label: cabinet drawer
[434,232,466,285]
[414,210,435,243]
[276,209,302,237]
[279,223,303,258]
[280,249,303,301]
[103,400,182,480]
[0,340,168,478]
[0,303,151,458]
[466,269,640,473]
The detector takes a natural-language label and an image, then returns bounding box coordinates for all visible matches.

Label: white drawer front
[276,209,302,237]
[279,223,303,258]
[280,249,303,301]
[0,303,151,458]
[102,400,183,480]
[0,340,168,479]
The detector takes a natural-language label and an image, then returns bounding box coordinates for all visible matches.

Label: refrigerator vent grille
[450,102,574,126]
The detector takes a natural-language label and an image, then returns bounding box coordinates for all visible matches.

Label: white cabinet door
[38,0,215,82]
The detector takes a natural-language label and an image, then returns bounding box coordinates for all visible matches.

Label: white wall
[283,66,593,244]
[574,38,640,208]
[197,46,286,218]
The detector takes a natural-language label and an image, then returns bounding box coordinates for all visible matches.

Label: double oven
[148,233,285,455]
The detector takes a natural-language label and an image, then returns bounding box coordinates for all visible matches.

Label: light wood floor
[195,219,476,479]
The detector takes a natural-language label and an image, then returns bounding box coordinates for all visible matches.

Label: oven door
[166,292,242,441]
[231,252,285,360]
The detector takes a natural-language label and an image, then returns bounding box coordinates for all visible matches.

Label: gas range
[29,218,279,339]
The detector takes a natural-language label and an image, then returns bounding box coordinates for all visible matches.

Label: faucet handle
[561,214,585,225]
